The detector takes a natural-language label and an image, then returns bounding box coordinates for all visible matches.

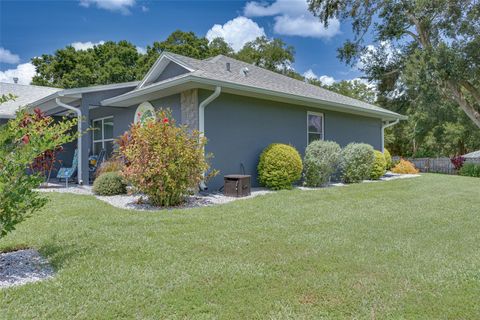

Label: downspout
[55,98,83,185]
[198,86,221,190]
[381,119,399,152]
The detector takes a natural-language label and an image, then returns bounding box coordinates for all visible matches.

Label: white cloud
[244,0,340,39]
[318,75,336,86]
[206,17,266,52]
[358,41,398,70]
[303,69,318,80]
[79,0,136,14]
[136,46,146,54]
[274,15,340,38]
[71,40,105,50]
[303,69,335,86]
[0,62,36,85]
[0,47,20,64]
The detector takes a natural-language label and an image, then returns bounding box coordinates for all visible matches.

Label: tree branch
[459,80,480,105]
[446,80,480,128]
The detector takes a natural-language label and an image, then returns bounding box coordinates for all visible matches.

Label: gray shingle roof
[164,52,403,119]
[0,82,61,118]
[463,150,480,159]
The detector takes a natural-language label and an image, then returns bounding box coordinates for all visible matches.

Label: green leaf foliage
[458,163,480,178]
[340,143,375,183]
[370,150,387,180]
[93,172,127,196]
[303,140,341,187]
[118,109,215,207]
[308,0,480,155]
[383,148,393,169]
[0,109,78,238]
[257,143,303,190]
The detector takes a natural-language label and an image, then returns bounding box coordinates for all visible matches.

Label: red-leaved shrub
[450,156,466,171]
[118,109,216,207]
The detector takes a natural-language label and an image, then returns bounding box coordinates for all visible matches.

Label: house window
[307,112,324,144]
[92,117,114,157]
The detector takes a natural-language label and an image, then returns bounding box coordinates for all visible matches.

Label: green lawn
[1,174,479,319]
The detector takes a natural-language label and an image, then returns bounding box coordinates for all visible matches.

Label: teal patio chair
[57,149,78,187]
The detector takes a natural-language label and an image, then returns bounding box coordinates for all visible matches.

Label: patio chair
[57,149,78,187]
[89,149,106,183]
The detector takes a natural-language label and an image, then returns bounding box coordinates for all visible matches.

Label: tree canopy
[308,0,480,129]
[32,41,140,88]
[31,30,298,89]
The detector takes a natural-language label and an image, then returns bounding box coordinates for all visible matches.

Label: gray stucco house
[28,52,405,190]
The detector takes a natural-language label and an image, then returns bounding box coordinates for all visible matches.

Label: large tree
[317,79,376,104]
[31,31,299,88]
[32,41,141,88]
[308,0,480,128]
[236,36,296,74]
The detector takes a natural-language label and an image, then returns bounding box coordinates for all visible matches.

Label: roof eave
[102,75,406,121]
[136,52,196,89]
[27,81,140,109]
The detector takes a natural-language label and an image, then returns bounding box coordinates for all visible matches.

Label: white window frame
[307,111,325,144]
[92,116,114,154]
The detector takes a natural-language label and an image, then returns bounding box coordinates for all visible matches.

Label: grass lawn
[1,174,479,319]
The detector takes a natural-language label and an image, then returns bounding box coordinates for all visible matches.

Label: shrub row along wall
[392,156,480,174]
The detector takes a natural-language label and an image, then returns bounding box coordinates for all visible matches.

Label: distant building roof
[463,150,480,159]
[0,82,62,118]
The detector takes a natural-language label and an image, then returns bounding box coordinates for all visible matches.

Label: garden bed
[36,172,420,211]
[0,249,54,289]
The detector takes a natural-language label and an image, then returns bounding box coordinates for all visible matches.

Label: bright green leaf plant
[0,108,78,238]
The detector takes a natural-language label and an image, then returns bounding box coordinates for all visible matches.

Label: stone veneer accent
[180,89,198,131]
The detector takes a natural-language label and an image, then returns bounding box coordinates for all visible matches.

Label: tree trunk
[446,81,480,129]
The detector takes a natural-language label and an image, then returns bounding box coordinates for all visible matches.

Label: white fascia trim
[28,81,139,109]
[136,52,196,89]
[101,74,193,106]
[189,76,407,121]
[102,74,406,120]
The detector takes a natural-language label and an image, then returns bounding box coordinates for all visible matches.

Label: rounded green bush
[93,172,127,196]
[384,148,393,169]
[257,143,303,190]
[340,143,375,183]
[370,150,387,180]
[303,140,341,187]
[458,163,480,178]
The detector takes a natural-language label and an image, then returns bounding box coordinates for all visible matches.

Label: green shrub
[258,143,303,190]
[303,140,341,187]
[96,159,124,178]
[118,109,216,206]
[93,172,127,196]
[384,148,393,169]
[0,109,78,238]
[458,163,480,178]
[371,150,387,180]
[340,143,375,183]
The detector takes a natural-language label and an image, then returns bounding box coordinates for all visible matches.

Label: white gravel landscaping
[297,172,421,190]
[36,173,419,211]
[0,249,54,289]
[96,188,273,211]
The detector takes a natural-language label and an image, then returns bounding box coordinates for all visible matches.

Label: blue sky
[0,0,366,85]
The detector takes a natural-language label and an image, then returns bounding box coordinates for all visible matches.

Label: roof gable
[103,53,406,121]
[137,52,196,89]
